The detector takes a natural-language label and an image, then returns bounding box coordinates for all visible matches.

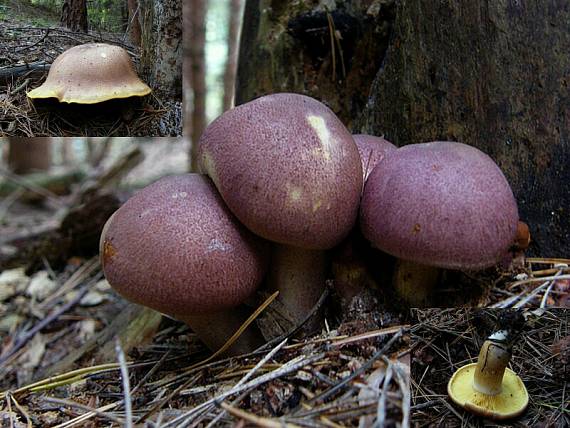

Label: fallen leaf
[20,333,46,371]
[0,268,29,301]
[27,271,58,301]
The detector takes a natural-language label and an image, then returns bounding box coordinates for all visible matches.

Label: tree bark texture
[140,0,183,98]
[61,0,88,33]
[237,0,569,257]
[223,0,243,111]
[189,0,207,163]
[237,0,396,128]
[7,138,52,174]
[127,0,142,46]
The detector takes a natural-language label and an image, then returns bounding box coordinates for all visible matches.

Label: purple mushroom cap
[360,142,519,270]
[198,93,363,250]
[353,134,397,182]
[100,174,269,317]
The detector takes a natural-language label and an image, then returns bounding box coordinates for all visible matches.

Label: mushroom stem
[393,260,440,307]
[473,331,512,396]
[268,244,327,325]
[179,306,265,356]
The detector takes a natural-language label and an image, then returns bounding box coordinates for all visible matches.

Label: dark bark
[189,0,207,172]
[127,0,142,46]
[223,0,243,111]
[61,0,88,33]
[237,0,396,128]
[237,0,569,257]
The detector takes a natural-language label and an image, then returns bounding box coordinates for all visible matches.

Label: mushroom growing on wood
[28,43,151,104]
[198,93,362,328]
[100,174,269,355]
[448,330,529,420]
[360,142,520,306]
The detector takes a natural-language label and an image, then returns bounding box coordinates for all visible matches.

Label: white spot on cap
[101,53,107,58]
[285,183,303,202]
[171,191,188,199]
[207,238,232,253]
[307,115,332,161]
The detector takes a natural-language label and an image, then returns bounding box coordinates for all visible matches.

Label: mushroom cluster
[101,93,363,353]
[100,92,526,355]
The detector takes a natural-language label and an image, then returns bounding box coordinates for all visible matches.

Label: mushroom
[330,135,395,304]
[198,93,362,327]
[360,142,519,306]
[28,43,151,104]
[448,330,529,420]
[352,134,396,182]
[100,174,269,354]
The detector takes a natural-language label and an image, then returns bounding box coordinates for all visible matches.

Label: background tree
[223,0,243,111]
[61,0,88,32]
[188,0,207,171]
[7,138,52,174]
[140,0,183,98]
[237,0,569,257]
[127,0,142,45]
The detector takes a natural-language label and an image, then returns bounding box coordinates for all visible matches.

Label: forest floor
[0,2,182,137]
[411,308,568,428]
[0,141,568,426]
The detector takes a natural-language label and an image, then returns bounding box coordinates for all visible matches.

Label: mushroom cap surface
[352,134,396,182]
[447,363,529,420]
[27,43,151,104]
[100,174,268,316]
[360,141,518,270]
[198,93,363,250]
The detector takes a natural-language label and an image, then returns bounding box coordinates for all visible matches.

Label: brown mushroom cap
[100,174,268,317]
[27,43,151,104]
[352,134,397,182]
[199,93,363,250]
[360,142,518,270]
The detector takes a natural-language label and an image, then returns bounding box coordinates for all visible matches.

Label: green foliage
[27,0,127,32]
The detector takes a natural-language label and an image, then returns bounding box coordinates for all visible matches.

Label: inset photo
[0,0,181,137]
[411,308,568,427]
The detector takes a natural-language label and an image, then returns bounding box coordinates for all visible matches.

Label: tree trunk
[7,138,52,174]
[236,0,396,128]
[140,0,183,98]
[61,0,88,33]
[223,0,243,111]
[127,0,142,46]
[183,0,193,168]
[237,0,569,257]
[188,0,207,172]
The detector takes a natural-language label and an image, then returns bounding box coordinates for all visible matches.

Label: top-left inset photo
[0,0,182,137]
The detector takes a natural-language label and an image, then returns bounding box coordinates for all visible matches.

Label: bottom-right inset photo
[411,308,568,427]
